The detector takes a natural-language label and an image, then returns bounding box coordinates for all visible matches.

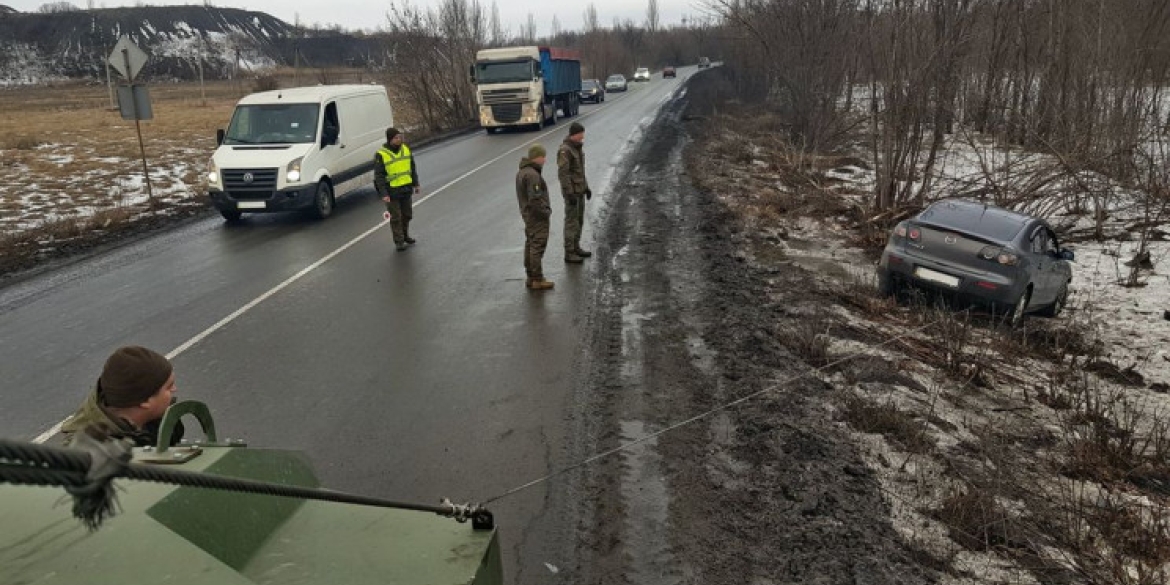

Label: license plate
[914,267,960,288]
[237,201,266,209]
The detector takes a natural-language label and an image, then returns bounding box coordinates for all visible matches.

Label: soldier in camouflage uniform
[557,122,592,263]
[516,144,554,290]
[61,346,183,447]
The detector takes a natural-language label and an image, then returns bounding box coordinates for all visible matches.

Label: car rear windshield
[608,75,623,81]
[583,80,599,89]
[917,201,1027,242]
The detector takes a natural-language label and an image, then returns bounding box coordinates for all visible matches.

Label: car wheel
[877,270,899,297]
[1007,286,1032,327]
[1038,282,1069,318]
[218,207,242,222]
[312,181,334,219]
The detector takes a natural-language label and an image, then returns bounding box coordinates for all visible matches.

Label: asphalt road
[0,67,695,582]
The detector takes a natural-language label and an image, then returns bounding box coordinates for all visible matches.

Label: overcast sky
[8,0,713,35]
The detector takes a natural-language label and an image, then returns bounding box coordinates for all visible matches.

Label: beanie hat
[385,127,401,142]
[98,346,173,408]
[568,122,585,136]
[528,144,547,160]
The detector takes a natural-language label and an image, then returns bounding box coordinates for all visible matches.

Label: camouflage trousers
[384,196,413,244]
[524,216,550,278]
[563,194,585,253]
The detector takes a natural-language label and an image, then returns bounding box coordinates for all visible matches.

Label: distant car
[579,79,605,104]
[605,74,628,92]
[633,67,651,82]
[662,65,676,78]
[877,199,1075,326]
[698,57,711,68]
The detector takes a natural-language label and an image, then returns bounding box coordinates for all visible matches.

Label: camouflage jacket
[60,389,180,447]
[516,158,551,221]
[557,138,589,196]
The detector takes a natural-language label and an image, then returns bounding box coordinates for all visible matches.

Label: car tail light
[894,224,907,238]
[978,245,1019,266]
[975,281,999,290]
[908,228,921,241]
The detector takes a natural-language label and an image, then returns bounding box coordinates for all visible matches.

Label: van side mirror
[216,128,225,145]
[322,126,339,146]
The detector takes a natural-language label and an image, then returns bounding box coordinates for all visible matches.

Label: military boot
[575,249,592,258]
[564,253,584,264]
[526,277,554,290]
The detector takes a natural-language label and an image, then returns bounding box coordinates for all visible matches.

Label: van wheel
[312,182,334,219]
[219,207,242,222]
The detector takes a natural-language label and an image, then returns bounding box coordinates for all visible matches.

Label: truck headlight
[207,158,219,185]
[286,157,303,183]
[480,106,493,125]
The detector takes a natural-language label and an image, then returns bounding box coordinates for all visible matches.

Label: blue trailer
[472,46,583,132]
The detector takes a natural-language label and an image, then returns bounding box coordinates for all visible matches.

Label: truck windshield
[223,103,320,145]
[475,60,536,84]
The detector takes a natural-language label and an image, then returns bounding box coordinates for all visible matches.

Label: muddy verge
[570,72,939,584]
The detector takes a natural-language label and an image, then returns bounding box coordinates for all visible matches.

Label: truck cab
[472,46,581,132]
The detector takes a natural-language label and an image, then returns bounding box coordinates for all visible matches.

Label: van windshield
[224,103,320,145]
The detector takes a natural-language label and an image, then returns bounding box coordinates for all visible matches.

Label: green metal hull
[0,445,502,585]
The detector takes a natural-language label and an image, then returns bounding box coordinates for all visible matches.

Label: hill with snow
[0,5,386,84]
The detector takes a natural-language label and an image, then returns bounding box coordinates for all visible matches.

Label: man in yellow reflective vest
[375,127,421,251]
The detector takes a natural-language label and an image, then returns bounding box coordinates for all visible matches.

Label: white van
[206,84,393,221]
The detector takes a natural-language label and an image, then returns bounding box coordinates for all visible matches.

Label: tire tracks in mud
[571,79,942,584]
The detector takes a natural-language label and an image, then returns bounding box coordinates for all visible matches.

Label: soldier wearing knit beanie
[62,346,181,447]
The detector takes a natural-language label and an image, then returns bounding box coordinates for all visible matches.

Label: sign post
[108,36,155,205]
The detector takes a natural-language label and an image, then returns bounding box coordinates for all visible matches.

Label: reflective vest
[378,145,413,188]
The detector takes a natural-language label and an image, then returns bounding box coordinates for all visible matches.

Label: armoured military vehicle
[0,401,503,585]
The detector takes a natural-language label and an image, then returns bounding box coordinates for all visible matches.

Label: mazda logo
[243,172,254,184]
[945,236,957,244]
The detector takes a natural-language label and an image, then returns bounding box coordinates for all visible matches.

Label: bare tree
[646,0,660,34]
[524,12,537,43]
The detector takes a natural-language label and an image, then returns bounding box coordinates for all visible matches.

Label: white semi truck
[471,46,582,133]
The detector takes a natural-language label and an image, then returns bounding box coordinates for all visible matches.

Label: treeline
[382,0,723,132]
[713,0,1170,217]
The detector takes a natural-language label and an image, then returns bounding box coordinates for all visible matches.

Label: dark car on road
[663,65,676,78]
[877,199,1074,325]
[698,57,711,68]
[579,79,605,103]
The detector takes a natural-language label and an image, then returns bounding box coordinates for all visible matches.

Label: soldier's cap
[385,127,401,142]
[97,346,173,408]
[528,144,547,160]
[569,122,585,136]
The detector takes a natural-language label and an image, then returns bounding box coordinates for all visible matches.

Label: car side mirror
[216,128,225,146]
[1059,249,1075,261]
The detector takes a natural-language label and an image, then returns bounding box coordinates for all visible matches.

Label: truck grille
[223,168,278,200]
[491,104,522,123]
[481,89,528,105]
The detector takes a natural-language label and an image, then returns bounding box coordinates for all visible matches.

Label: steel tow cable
[481,313,958,505]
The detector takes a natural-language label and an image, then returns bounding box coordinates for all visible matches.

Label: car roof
[916,199,1034,242]
[607,74,624,79]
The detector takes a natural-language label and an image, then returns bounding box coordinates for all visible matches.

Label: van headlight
[207,158,219,185]
[286,157,303,183]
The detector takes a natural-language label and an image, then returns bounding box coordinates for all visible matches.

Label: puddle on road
[618,419,679,585]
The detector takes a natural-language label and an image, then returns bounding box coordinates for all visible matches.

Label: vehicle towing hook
[439,498,495,530]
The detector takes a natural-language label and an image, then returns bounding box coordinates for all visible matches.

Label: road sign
[116,85,153,121]
[108,36,148,81]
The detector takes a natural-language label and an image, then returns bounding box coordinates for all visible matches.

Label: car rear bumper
[209,186,316,214]
[879,248,1025,306]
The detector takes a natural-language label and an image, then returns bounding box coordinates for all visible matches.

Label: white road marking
[32,100,631,444]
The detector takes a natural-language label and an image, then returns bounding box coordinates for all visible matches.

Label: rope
[0,437,492,530]
[482,314,950,505]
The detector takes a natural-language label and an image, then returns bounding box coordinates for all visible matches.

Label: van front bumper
[208,185,316,213]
